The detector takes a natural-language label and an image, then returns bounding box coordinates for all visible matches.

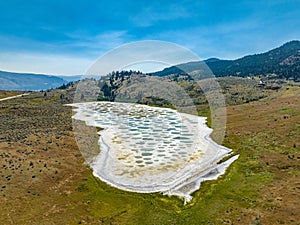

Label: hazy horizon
[0,1,299,75]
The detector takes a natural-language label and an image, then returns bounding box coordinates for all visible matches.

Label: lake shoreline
[68,101,239,202]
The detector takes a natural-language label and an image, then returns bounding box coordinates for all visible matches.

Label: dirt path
[0,93,30,102]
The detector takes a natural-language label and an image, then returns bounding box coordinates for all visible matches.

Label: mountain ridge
[1,40,299,91]
[153,40,300,80]
[0,70,67,91]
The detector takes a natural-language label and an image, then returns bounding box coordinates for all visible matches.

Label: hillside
[1,41,299,91]
[90,70,288,110]
[153,41,300,81]
[0,70,67,90]
[0,82,299,224]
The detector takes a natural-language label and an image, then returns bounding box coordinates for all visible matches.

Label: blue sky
[0,0,299,75]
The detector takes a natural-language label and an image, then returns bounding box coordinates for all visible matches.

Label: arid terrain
[0,81,299,225]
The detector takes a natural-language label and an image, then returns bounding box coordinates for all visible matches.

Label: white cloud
[65,30,129,51]
[0,30,130,75]
[0,52,93,75]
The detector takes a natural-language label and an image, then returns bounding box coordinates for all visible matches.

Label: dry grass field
[0,91,24,99]
[0,83,299,224]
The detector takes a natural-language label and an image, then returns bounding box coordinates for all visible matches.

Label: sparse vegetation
[0,80,299,224]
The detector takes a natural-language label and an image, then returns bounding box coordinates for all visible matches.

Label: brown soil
[0,91,91,224]
[0,84,299,225]
[224,86,300,225]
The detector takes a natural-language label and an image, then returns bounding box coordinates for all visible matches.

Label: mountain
[153,40,300,81]
[2,41,299,91]
[58,75,82,82]
[0,70,67,91]
[58,75,103,82]
[204,58,221,63]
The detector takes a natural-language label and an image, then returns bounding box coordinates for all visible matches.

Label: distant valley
[0,40,299,91]
[0,71,67,91]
